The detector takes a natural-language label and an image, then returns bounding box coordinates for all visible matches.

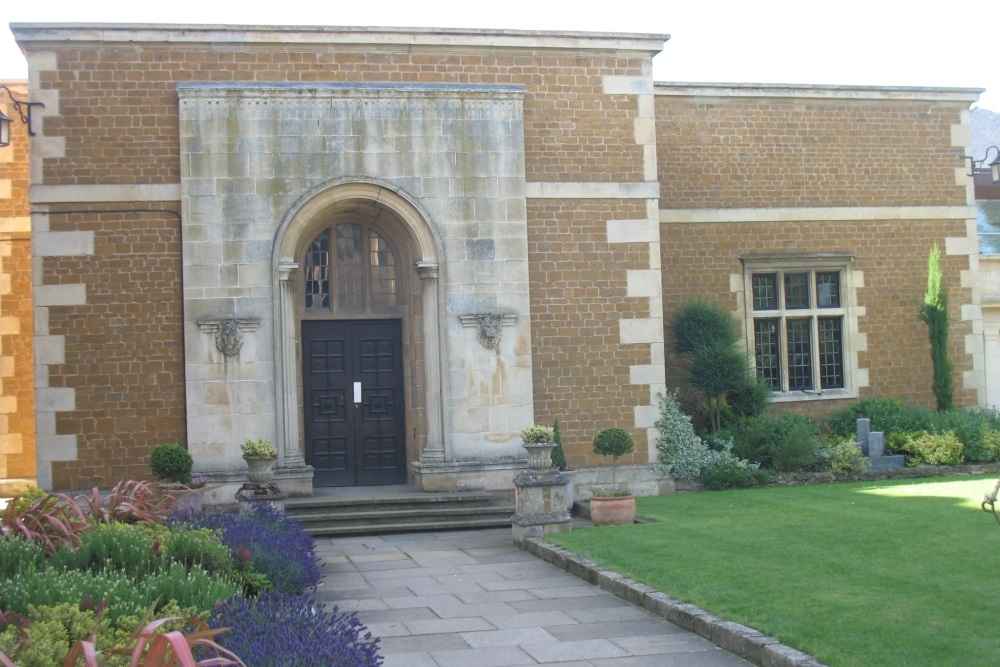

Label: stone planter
[243,455,277,484]
[522,442,556,470]
[589,494,636,526]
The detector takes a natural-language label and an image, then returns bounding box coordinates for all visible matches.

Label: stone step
[304,515,513,537]
[284,490,514,537]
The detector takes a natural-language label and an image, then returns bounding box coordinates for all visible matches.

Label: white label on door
[353,382,362,403]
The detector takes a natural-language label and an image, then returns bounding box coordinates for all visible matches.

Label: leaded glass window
[748,265,849,395]
[303,223,399,315]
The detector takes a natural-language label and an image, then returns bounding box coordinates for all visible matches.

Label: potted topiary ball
[590,427,636,526]
[150,443,193,484]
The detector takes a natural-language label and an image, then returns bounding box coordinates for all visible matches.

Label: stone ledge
[524,538,827,667]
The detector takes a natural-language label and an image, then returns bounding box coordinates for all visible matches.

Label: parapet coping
[655,81,983,103]
[10,23,668,54]
[523,537,827,667]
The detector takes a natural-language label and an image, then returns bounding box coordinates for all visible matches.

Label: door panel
[303,320,405,486]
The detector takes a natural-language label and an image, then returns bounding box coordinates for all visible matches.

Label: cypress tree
[919,244,954,411]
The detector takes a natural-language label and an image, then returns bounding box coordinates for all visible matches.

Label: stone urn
[589,494,636,526]
[243,455,277,484]
[522,442,556,470]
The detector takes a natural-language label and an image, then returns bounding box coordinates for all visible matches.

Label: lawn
[547,476,1000,667]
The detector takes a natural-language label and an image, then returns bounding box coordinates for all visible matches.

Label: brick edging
[522,537,827,667]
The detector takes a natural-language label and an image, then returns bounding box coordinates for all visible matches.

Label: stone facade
[3,24,985,493]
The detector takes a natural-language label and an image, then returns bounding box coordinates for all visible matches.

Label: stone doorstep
[522,538,828,667]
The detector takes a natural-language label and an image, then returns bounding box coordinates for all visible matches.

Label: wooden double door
[302,320,406,486]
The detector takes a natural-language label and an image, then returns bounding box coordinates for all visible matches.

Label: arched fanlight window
[304,222,399,314]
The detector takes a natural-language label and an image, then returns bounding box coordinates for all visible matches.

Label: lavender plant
[171,502,320,594]
[209,592,382,667]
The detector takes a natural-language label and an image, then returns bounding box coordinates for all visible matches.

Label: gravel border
[522,537,827,667]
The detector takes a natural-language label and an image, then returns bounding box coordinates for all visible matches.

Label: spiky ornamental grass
[171,502,320,594]
[209,592,382,667]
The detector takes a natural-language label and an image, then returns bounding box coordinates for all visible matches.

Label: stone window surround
[740,253,861,403]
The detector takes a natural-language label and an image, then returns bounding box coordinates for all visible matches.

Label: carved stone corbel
[197,318,261,358]
[459,312,517,350]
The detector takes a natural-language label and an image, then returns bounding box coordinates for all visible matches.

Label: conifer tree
[919,244,954,411]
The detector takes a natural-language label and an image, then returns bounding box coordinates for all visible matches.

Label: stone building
[2,23,985,497]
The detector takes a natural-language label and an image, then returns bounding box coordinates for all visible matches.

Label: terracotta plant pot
[589,494,636,526]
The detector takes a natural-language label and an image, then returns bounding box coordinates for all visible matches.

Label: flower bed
[0,481,381,666]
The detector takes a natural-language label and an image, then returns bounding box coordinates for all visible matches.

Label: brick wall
[656,89,979,417]
[656,94,967,209]
[0,84,35,486]
[528,198,652,466]
[659,219,976,417]
[37,48,647,187]
[43,207,184,489]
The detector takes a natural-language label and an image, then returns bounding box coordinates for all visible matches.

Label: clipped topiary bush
[150,443,193,484]
[593,427,634,484]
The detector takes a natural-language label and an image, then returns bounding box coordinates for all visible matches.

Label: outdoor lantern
[0,109,9,148]
[0,85,44,147]
[969,145,1000,185]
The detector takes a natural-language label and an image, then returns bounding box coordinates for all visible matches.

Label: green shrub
[929,408,1000,462]
[701,460,773,490]
[729,413,821,472]
[669,297,738,356]
[669,299,769,431]
[159,526,232,575]
[0,564,239,622]
[656,391,715,479]
[49,522,162,577]
[0,603,110,667]
[896,431,964,466]
[550,419,566,469]
[983,429,1000,460]
[149,443,192,483]
[0,535,46,580]
[821,440,873,476]
[826,398,934,438]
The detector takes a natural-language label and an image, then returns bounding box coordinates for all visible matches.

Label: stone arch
[271,178,447,486]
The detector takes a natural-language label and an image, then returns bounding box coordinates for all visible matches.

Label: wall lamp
[0,85,45,148]
[969,145,1000,185]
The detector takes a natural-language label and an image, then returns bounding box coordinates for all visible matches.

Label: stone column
[417,262,445,462]
[277,263,304,468]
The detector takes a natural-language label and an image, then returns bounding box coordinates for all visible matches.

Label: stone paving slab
[317,527,754,666]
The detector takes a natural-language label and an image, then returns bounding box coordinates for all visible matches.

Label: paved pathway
[315,527,751,666]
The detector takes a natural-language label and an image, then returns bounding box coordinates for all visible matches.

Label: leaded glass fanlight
[304,223,398,315]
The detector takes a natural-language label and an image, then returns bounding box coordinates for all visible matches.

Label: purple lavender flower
[210,592,382,666]
[171,502,320,594]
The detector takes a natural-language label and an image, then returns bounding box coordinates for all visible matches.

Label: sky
[1,0,998,114]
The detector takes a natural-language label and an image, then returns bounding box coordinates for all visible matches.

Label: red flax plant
[0,480,183,555]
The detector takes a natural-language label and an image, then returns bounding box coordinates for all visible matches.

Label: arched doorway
[300,221,406,486]
[272,179,446,488]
